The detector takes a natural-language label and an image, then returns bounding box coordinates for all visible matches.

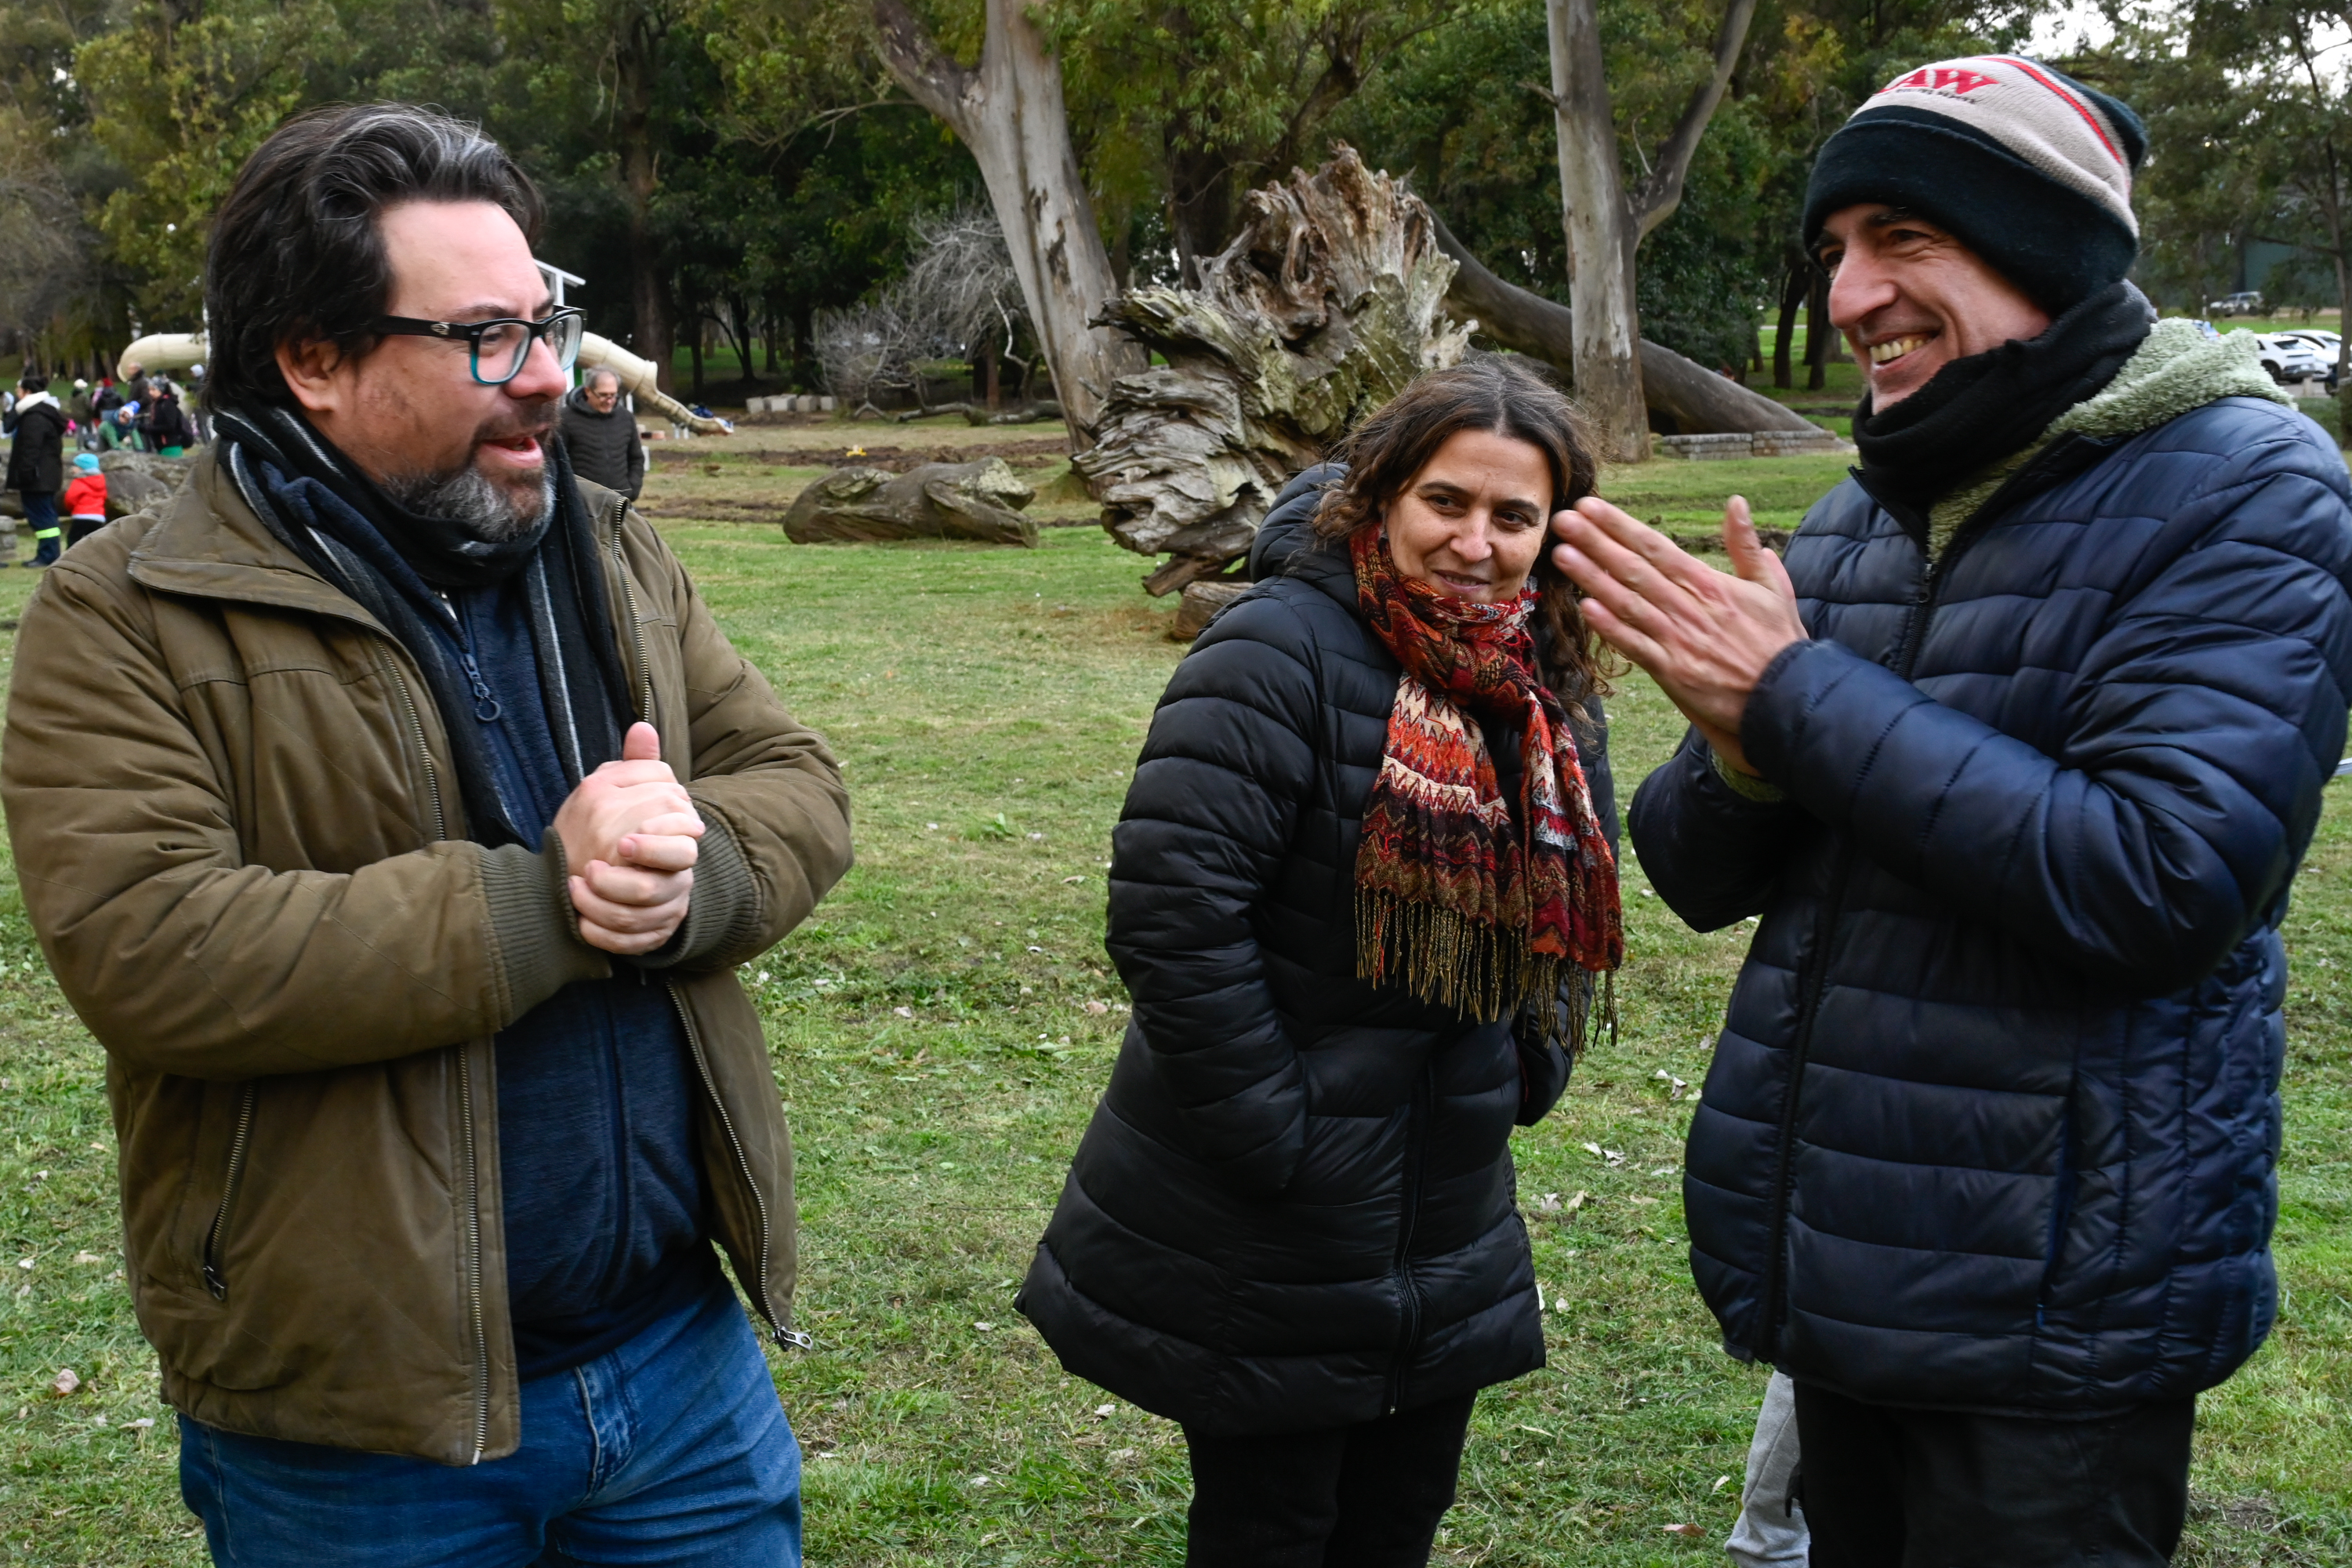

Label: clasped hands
[1548,495,1808,777]
[551,721,702,955]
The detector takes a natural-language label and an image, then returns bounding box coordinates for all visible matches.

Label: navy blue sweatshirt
[437,576,717,1379]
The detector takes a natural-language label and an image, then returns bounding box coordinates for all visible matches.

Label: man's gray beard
[383,463,554,544]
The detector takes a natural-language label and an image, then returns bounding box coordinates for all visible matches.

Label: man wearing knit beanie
[1551,54,2352,1568]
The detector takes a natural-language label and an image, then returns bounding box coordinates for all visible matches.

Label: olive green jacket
[1,452,851,1465]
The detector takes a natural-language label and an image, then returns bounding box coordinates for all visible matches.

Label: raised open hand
[1549,495,1807,775]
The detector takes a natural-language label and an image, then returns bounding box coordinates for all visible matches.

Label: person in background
[2,103,852,1566]
[146,380,194,456]
[559,366,644,500]
[63,452,107,547]
[1726,1371,1806,1566]
[93,377,125,449]
[68,378,94,434]
[1554,56,2352,1567]
[1020,356,1623,1568]
[4,373,68,568]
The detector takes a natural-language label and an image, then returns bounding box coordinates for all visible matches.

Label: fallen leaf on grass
[892,1006,913,1018]
[71,1251,101,1265]
[1094,1404,1116,1418]
[1083,1000,1109,1015]
[972,1321,996,1332]
[1566,1189,1588,1213]
[1662,1523,1706,1537]
[1535,1192,1562,1214]
[49,1368,79,1397]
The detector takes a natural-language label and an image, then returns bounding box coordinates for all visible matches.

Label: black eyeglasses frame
[369,308,586,386]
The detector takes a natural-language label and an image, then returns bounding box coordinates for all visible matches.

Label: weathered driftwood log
[782,457,1039,546]
[1171,579,1250,641]
[1077,146,1471,595]
[1428,211,1820,437]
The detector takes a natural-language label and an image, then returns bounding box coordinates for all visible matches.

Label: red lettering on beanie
[1887,66,1998,95]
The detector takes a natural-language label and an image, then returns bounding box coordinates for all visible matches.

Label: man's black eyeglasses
[372,308,586,386]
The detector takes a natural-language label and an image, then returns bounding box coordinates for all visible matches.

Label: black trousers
[1793,1381,2196,1568]
[1181,1392,1477,1568]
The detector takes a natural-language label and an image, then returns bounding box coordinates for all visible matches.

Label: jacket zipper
[1382,1065,1432,1413]
[200,1084,259,1301]
[376,635,485,1456]
[1759,522,1967,1358]
[667,982,811,1350]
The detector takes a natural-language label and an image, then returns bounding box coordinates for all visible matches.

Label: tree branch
[869,0,976,138]
[1630,0,1757,241]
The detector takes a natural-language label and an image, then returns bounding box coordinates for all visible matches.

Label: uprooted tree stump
[1076,145,1470,595]
[782,457,1040,546]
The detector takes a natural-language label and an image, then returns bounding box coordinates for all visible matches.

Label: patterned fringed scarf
[1350,526,1624,1033]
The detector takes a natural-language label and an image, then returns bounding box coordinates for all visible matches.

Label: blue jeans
[178,1280,801,1566]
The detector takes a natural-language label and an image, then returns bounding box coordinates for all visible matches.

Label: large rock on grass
[782,457,1038,546]
[99,450,194,519]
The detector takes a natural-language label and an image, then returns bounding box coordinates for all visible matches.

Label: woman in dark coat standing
[1018,358,1624,1565]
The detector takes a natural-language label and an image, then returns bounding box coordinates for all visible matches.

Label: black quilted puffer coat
[1018,466,1614,1436]
[1635,394,2352,1417]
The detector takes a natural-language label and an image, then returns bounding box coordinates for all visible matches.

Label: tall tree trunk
[1432,211,1824,436]
[1805,266,1830,392]
[873,0,1148,443]
[791,303,816,391]
[615,14,673,394]
[1167,143,1233,285]
[1773,260,1804,389]
[1546,0,1647,461]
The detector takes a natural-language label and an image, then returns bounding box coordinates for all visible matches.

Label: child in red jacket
[63,453,106,547]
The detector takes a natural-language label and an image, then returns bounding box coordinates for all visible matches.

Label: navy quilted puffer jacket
[1018,467,1613,1436]
[1633,395,2352,1415]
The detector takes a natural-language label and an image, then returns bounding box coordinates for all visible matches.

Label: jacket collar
[129,448,392,630]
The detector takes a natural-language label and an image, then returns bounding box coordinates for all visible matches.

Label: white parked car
[2252,332,2333,388]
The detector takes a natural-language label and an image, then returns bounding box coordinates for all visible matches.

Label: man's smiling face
[1819,204,2053,410]
[278,199,569,535]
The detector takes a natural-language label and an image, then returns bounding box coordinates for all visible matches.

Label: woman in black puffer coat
[1018,358,1622,1566]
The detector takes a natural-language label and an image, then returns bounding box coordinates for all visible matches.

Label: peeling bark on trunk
[1077,147,1471,595]
[873,0,1148,442]
[1547,0,1647,462]
[616,16,673,394]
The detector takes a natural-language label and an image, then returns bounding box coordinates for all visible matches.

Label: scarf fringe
[1358,887,1586,1025]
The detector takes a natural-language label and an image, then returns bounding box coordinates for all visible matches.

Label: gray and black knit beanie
[1802,56,2147,313]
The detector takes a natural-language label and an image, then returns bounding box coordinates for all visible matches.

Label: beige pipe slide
[114,332,731,437]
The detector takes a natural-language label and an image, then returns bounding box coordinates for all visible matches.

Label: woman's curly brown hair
[1312,354,1613,705]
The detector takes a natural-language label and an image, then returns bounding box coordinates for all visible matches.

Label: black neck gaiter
[1853,281,2153,518]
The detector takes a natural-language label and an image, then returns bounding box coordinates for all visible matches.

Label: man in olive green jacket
[2,106,850,1565]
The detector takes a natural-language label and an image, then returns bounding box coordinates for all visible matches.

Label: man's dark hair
[19,375,47,393]
[204,103,543,412]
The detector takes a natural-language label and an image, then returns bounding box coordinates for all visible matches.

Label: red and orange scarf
[1350,526,1623,1028]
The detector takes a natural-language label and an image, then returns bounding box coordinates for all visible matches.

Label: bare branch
[1631,0,1758,241]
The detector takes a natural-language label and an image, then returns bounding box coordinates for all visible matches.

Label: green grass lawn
[2,441,2349,1564]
